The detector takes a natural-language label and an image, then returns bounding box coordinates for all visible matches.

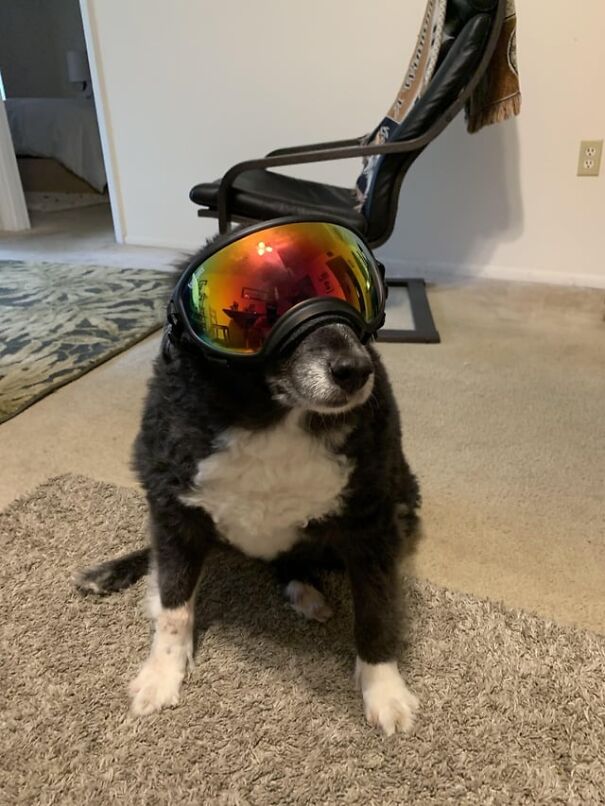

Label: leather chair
[190,0,506,248]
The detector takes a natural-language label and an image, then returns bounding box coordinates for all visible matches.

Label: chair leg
[378,279,440,344]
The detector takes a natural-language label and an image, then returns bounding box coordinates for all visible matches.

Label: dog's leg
[129,506,213,716]
[346,522,418,736]
[73,547,150,594]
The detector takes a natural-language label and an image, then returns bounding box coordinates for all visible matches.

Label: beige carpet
[1,475,604,805]
[384,281,605,634]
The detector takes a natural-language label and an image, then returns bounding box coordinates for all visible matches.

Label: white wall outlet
[577,140,603,177]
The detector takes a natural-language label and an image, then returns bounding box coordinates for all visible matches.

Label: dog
[75,241,421,736]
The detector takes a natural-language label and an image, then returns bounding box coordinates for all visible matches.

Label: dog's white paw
[356,658,418,736]
[285,580,333,623]
[129,658,184,716]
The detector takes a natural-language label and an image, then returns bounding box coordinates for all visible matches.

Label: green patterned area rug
[0,261,174,424]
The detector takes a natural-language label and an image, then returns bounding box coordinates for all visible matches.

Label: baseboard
[382,258,605,291]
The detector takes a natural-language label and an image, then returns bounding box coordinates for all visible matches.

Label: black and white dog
[76,251,421,736]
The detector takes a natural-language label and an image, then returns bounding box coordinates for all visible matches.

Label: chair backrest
[357,0,505,247]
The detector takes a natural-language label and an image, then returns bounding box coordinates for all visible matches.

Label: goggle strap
[276,312,365,357]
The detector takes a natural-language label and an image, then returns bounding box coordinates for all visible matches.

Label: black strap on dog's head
[161,300,185,362]
[275,312,370,360]
[161,326,176,362]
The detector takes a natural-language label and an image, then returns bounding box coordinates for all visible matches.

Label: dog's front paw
[129,659,184,716]
[356,659,418,736]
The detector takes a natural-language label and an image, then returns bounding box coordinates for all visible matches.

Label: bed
[5,97,107,192]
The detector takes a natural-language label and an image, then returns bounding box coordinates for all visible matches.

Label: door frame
[0,99,30,231]
[79,0,125,243]
[0,2,126,242]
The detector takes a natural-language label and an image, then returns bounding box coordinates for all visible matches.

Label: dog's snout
[329,355,373,394]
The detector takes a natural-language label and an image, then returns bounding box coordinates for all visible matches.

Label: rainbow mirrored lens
[182,222,381,355]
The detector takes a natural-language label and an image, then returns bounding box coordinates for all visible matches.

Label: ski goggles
[167,218,387,363]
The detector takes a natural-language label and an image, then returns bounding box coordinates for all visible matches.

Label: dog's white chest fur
[181,413,352,560]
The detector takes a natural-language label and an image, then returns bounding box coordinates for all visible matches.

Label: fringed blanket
[466,0,521,133]
[354,0,447,208]
[354,0,521,209]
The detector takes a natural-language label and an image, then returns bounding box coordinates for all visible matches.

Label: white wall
[85,0,605,288]
[382,2,605,288]
[0,0,87,98]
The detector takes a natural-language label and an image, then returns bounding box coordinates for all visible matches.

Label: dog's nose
[329,355,373,394]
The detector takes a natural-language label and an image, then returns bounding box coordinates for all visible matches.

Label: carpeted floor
[1,475,603,805]
[0,261,173,423]
[25,192,110,213]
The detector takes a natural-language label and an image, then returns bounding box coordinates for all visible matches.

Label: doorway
[0,0,118,249]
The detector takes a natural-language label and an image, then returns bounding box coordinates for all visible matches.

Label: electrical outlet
[577,140,603,177]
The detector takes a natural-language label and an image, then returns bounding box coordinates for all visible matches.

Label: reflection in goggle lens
[183,222,380,355]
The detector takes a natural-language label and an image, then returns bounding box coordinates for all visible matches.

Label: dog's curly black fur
[76,240,421,730]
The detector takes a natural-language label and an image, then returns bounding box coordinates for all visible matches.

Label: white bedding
[6,97,107,192]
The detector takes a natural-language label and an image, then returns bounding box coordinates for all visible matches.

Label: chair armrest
[216,134,430,229]
[266,136,364,157]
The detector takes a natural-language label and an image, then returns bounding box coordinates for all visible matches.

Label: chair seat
[190,169,368,233]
